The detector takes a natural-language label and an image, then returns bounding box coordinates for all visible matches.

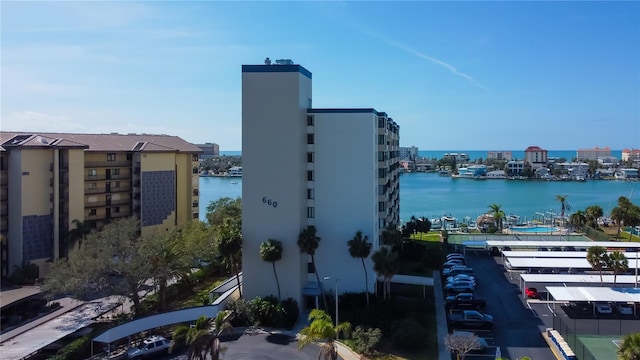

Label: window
[112,168,120,176]
[192,167,198,174]
[89,209,97,216]
[307,207,315,218]
[90,182,97,189]
[378,135,386,145]
[307,188,315,199]
[126,153,133,161]
[307,134,314,144]
[307,170,314,181]
[192,154,198,161]
[378,202,386,212]
[378,117,385,128]
[113,181,120,188]
[107,153,116,161]
[88,169,97,177]
[307,115,314,126]
[114,207,120,213]
[307,152,314,163]
[192,212,199,219]
[378,218,386,229]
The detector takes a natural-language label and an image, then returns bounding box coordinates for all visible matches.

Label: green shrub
[280,298,299,329]
[391,318,428,350]
[248,296,283,327]
[351,326,382,355]
[49,335,91,360]
[226,298,251,326]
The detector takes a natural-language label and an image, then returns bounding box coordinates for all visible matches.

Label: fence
[552,313,633,360]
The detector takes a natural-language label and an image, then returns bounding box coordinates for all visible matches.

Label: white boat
[230,181,239,184]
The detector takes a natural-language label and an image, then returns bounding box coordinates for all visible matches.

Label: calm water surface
[199,174,638,223]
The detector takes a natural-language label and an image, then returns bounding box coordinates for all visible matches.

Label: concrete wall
[242,66,312,304]
[140,153,177,233]
[313,112,379,294]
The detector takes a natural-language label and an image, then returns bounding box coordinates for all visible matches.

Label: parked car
[525,287,541,299]
[445,280,475,293]
[563,246,576,251]
[443,259,465,268]
[446,253,464,260]
[448,310,494,329]
[126,335,171,359]
[442,265,469,277]
[445,293,487,310]
[551,246,562,251]
[537,247,549,251]
[446,274,476,285]
[614,303,634,316]
[595,302,613,315]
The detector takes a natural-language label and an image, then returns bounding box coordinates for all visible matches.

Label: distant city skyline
[2,1,638,151]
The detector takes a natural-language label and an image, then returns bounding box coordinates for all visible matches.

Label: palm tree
[586,246,609,284]
[381,225,403,249]
[347,231,372,307]
[569,210,587,231]
[608,251,629,286]
[217,218,243,298]
[298,226,328,310]
[488,204,504,231]
[555,195,571,227]
[178,312,233,360]
[297,309,351,360]
[67,219,92,254]
[585,205,603,229]
[372,247,398,300]
[618,332,640,360]
[259,239,283,299]
[611,206,626,240]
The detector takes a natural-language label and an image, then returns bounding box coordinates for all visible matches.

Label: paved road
[464,252,555,360]
[155,332,337,360]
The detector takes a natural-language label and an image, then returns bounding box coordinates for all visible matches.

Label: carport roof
[545,286,640,303]
[521,274,640,285]
[503,251,640,258]
[463,240,640,248]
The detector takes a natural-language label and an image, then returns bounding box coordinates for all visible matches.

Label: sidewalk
[433,270,451,360]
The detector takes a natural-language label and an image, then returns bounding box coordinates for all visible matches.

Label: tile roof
[0,131,201,153]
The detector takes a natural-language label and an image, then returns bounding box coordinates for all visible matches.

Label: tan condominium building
[0,132,201,278]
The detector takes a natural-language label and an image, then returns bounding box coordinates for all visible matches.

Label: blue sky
[2,1,638,151]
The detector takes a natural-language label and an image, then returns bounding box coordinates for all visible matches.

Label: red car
[525,287,541,299]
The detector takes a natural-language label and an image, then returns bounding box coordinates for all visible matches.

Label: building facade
[195,142,220,160]
[241,62,400,308]
[487,151,512,161]
[0,132,201,278]
[622,149,640,163]
[524,146,548,169]
[399,146,419,160]
[576,147,611,161]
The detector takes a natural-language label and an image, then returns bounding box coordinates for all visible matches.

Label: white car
[446,274,476,286]
[595,303,613,315]
[127,335,171,359]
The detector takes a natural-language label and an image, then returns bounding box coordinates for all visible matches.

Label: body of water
[219,150,624,161]
[199,174,638,224]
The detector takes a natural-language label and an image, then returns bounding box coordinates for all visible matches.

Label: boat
[230,181,239,184]
[438,169,451,177]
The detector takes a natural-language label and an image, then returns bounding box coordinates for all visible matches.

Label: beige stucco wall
[67,149,85,226]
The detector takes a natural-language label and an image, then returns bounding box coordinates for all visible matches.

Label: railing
[85,199,131,208]
[84,160,132,168]
[84,173,131,181]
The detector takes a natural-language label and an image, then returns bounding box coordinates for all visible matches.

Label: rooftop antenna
[264,57,271,65]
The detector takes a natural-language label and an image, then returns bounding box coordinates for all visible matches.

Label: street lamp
[323,276,338,328]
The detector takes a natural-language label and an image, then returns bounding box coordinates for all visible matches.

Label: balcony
[85,198,131,208]
[110,209,132,219]
[84,173,131,181]
[84,160,132,168]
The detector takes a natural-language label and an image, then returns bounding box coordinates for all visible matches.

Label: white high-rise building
[241,61,399,309]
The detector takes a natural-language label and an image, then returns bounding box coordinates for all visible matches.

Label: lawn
[409,232,441,242]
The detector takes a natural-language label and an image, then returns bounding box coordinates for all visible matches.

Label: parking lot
[442,251,555,360]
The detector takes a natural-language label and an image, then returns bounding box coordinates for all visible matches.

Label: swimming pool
[512,226,559,233]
